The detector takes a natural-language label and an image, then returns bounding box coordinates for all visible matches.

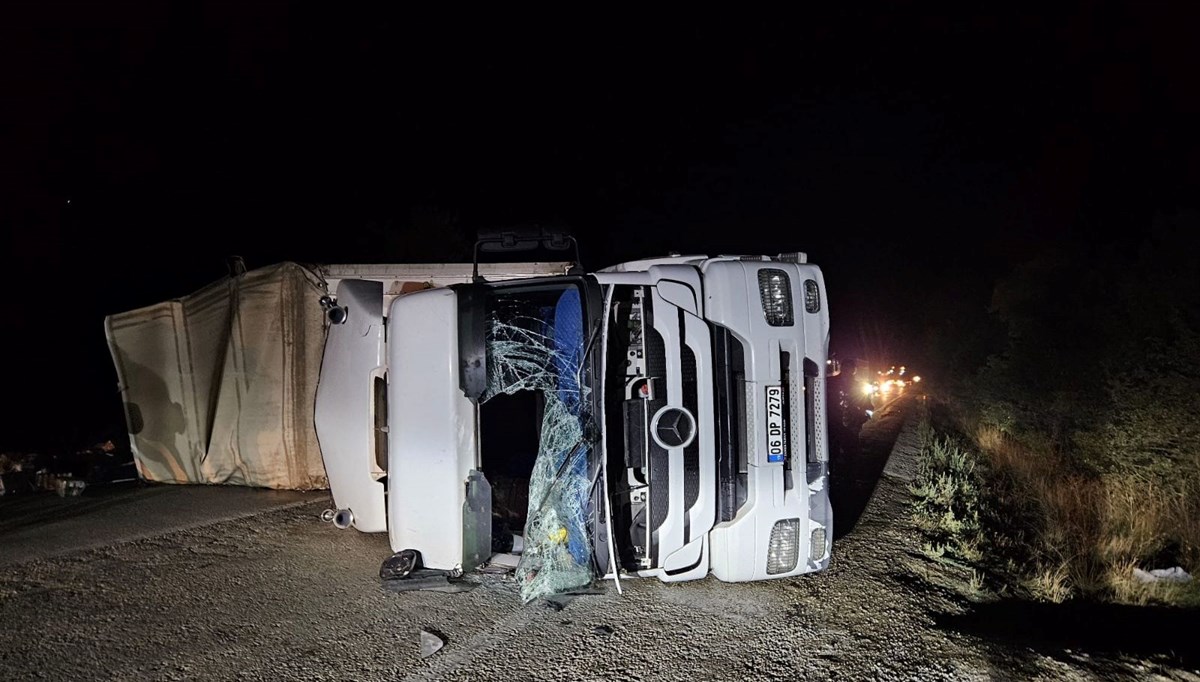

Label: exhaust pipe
[332,509,354,530]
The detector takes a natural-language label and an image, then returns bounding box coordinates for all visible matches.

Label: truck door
[314,279,388,532]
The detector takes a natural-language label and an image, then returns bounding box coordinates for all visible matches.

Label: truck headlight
[811,528,827,561]
[758,269,794,327]
[803,279,821,313]
[766,518,801,574]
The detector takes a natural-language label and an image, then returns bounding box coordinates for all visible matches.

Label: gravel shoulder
[1,400,1193,681]
[0,485,320,567]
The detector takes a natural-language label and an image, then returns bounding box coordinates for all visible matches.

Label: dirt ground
[2,398,1196,681]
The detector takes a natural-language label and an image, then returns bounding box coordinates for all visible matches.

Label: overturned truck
[318,251,834,601]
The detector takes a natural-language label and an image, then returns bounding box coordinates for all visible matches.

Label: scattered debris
[543,585,607,611]
[1132,567,1192,584]
[544,595,571,611]
[55,477,87,498]
[1,439,135,496]
[490,516,526,554]
[485,553,521,571]
[480,521,525,573]
[381,569,477,594]
[419,630,444,659]
[36,469,59,491]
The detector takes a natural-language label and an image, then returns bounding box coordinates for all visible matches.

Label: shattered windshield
[480,284,595,602]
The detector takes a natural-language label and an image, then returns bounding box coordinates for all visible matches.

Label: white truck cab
[594,254,832,582]
[312,262,573,534]
[315,251,832,596]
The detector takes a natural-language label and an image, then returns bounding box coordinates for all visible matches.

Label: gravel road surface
[2,397,1195,680]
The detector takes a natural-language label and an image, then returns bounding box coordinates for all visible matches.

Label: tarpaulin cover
[104,263,329,489]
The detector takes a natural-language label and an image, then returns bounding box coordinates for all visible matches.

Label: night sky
[3,4,1197,451]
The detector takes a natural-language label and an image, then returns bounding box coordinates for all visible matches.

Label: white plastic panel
[649,289,686,567]
[644,535,710,583]
[682,310,716,543]
[656,280,698,315]
[314,279,387,532]
[387,288,478,570]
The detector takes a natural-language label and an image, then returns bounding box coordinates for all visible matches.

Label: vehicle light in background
[811,528,827,561]
[912,376,922,383]
[803,279,821,313]
[758,269,794,326]
[766,518,801,574]
[862,382,877,395]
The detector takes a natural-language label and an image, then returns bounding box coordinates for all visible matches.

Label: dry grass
[1101,475,1172,563]
[1179,493,1200,572]
[1167,465,1200,573]
[1023,563,1074,604]
[965,421,1200,606]
[914,403,1199,607]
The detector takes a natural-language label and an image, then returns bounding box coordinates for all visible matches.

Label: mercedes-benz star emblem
[652,406,696,449]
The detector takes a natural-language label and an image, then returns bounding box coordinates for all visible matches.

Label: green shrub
[909,434,986,566]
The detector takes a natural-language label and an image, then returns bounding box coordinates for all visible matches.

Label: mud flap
[463,470,493,572]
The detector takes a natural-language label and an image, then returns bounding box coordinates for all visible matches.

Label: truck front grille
[646,325,671,541]
[681,340,700,542]
[712,325,747,523]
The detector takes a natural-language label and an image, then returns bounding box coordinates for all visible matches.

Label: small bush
[1024,563,1074,604]
[910,434,986,566]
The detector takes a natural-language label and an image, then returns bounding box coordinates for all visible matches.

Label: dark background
[3,3,1197,452]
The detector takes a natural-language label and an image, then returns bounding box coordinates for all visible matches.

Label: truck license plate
[765,385,786,463]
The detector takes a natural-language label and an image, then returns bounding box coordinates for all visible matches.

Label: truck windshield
[474,281,597,602]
